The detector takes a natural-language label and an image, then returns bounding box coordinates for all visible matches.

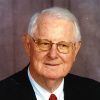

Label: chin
[44,74,64,80]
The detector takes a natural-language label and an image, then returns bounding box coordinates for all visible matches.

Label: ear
[74,42,81,61]
[22,33,31,57]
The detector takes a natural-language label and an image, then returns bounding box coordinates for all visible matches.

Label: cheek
[30,48,47,66]
[61,53,75,73]
[62,53,75,64]
[29,51,46,75]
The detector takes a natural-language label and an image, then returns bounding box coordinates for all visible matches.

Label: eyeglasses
[31,37,76,54]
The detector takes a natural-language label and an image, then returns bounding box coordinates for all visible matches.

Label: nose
[47,44,58,59]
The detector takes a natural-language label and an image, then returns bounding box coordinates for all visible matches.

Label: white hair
[28,7,81,42]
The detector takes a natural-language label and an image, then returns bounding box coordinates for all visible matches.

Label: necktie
[49,94,57,100]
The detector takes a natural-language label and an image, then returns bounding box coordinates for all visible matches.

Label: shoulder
[64,73,100,99]
[65,73,100,88]
[0,66,29,99]
[0,68,27,92]
[0,67,26,88]
[68,73,99,81]
[0,66,28,85]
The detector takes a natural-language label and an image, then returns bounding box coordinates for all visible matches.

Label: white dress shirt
[28,68,64,100]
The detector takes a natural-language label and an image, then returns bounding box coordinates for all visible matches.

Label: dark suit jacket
[0,66,100,100]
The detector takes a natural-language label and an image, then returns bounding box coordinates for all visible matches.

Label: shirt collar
[28,68,64,100]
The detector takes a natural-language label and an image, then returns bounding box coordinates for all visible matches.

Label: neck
[29,68,63,93]
[41,78,63,93]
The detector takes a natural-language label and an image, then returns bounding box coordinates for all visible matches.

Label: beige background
[0,0,100,82]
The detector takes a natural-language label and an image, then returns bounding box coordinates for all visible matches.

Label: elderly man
[0,7,100,100]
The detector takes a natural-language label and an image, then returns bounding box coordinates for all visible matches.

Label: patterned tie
[49,94,57,100]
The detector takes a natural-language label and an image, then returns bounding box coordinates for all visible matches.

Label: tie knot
[49,94,57,100]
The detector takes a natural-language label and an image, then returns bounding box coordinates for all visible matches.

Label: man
[0,7,100,100]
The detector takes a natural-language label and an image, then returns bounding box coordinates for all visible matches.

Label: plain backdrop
[0,0,100,82]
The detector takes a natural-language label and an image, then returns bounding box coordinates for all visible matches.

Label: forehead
[37,14,74,28]
[34,14,76,42]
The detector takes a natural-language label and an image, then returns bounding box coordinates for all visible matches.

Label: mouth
[44,63,61,66]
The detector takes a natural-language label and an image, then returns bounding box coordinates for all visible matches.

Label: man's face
[24,15,81,80]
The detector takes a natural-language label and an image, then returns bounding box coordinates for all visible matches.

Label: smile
[44,63,61,66]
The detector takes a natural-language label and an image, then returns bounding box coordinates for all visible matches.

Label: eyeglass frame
[30,36,80,54]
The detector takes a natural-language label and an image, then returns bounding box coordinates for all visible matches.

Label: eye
[33,38,51,51]
[37,40,50,48]
[58,44,69,48]
[62,44,68,47]
[39,42,49,46]
[41,42,49,45]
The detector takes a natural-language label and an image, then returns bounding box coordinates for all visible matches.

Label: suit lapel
[13,65,37,100]
[64,81,71,100]
[64,74,73,100]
